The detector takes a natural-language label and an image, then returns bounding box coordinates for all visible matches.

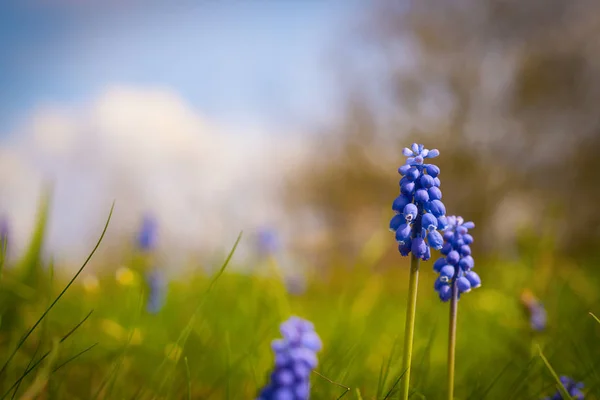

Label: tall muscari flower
[257,316,322,400]
[433,216,481,302]
[389,143,447,261]
[137,214,158,252]
[543,376,585,400]
[521,289,547,332]
[146,268,167,314]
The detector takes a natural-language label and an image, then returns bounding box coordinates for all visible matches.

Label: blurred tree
[286,0,600,261]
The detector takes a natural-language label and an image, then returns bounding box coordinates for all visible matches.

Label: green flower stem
[400,254,420,400]
[447,281,459,400]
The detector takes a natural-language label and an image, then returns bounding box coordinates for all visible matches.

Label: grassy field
[0,206,599,400]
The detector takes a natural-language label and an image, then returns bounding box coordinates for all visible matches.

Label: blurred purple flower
[137,214,158,252]
[257,316,322,400]
[543,375,585,399]
[146,268,167,314]
[257,228,280,256]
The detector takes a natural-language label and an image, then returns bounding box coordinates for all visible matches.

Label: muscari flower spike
[432,216,480,302]
[257,316,322,400]
[146,268,167,314]
[389,143,446,261]
[137,214,158,252]
[543,376,585,400]
[521,290,547,332]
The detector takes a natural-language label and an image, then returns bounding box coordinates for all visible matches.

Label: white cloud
[0,85,310,271]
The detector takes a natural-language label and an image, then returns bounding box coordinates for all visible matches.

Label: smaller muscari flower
[257,228,280,257]
[520,290,547,332]
[137,214,158,252]
[389,143,446,261]
[257,316,322,400]
[433,216,480,301]
[146,268,167,314]
[543,376,585,400]
[0,217,8,249]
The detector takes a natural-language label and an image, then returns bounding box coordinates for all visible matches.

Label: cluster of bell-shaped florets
[433,216,481,302]
[543,376,585,400]
[389,143,447,261]
[257,316,322,400]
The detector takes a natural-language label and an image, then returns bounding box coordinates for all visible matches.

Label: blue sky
[0,0,362,134]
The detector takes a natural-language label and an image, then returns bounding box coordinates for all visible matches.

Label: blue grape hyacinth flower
[543,376,585,399]
[137,214,158,252]
[389,143,447,261]
[145,268,167,314]
[432,216,480,302]
[257,316,322,400]
[521,290,547,332]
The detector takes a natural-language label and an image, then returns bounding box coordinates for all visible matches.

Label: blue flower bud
[438,285,452,302]
[439,265,455,280]
[400,180,416,195]
[443,230,454,241]
[411,237,428,259]
[433,177,441,187]
[411,143,419,153]
[465,271,481,288]
[392,194,411,214]
[543,376,584,400]
[406,167,420,181]
[395,223,412,244]
[428,186,442,200]
[398,164,411,175]
[427,230,444,250]
[389,214,404,232]
[446,251,460,265]
[414,189,429,203]
[426,200,446,218]
[459,245,471,256]
[422,213,438,230]
[403,203,418,222]
[457,277,471,293]
[420,175,435,189]
[433,257,447,272]
[462,234,474,244]
[426,149,440,158]
[425,164,440,177]
[398,241,411,256]
[402,148,413,157]
[462,221,475,229]
[441,242,452,255]
[434,277,445,291]
[458,255,474,271]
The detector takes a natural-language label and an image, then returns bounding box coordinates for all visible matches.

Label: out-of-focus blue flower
[145,268,167,314]
[257,316,322,400]
[433,216,480,302]
[520,290,547,332]
[137,214,158,252]
[390,143,447,261]
[0,217,8,250]
[543,376,585,400]
[257,228,281,256]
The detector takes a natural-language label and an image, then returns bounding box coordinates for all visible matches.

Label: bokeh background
[1,1,600,399]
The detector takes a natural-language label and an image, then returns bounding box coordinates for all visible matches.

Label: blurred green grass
[0,201,599,399]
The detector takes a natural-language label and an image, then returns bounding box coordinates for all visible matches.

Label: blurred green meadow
[0,198,599,400]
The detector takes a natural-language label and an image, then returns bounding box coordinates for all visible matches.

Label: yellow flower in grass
[82,275,99,293]
[101,319,126,341]
[115,266,136,286]
[165,343,183,362]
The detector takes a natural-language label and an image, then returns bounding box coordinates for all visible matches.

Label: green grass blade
[590,312,600,324]
[184,357,191,400]
[538,345,574,400]
[0,203,114,377]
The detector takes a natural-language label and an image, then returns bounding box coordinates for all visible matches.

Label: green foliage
[0,207,599,399]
